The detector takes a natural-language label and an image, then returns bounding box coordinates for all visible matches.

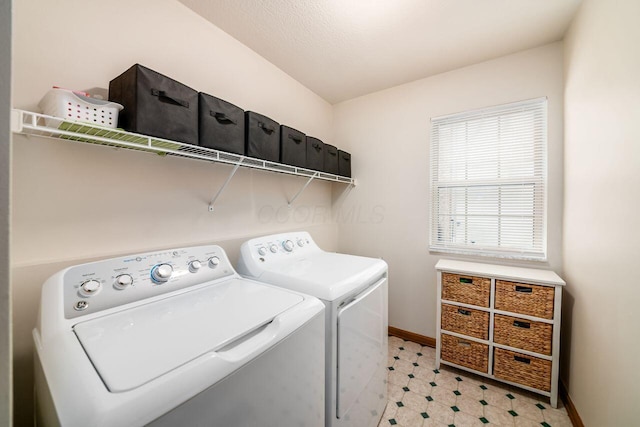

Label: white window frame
[429,97,548,261]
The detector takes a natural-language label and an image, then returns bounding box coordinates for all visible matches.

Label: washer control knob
[297,239,305,247]
[258,247,267,256]
[282,240,294,252]
[151,264,173,283]
[208,256,220,268]
[270,244,278,253]
[114,274,133,290]
[79,279,102,296]
[189,260,202,273]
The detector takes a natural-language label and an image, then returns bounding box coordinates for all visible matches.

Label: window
[429,98,547,260]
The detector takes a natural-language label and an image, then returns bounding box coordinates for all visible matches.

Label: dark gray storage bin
[338,150,351,177]
[306,137,325,171]
[324,144,339,175]
[280,126,306,168]
[245,112,280,162]
[198,93,245,155]
[109,64,198,145]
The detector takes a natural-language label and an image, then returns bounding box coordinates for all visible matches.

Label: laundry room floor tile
[378,337,573,427]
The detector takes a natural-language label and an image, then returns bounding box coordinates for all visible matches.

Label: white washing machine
[237,231,388,427]
[33,244,325,427]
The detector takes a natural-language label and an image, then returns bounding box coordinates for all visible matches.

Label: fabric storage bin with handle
[198,93,245,155]
[109,64,198,145]
[39,88,123,129]
[338,150,351,177]
[280,126,306,168]
[306,137,324,171]
[324,144,339,175]
[245,111,280,162]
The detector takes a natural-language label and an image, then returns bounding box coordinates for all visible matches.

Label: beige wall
[333,43,564,339]
[11,0,339,425]
[563,0,640,424]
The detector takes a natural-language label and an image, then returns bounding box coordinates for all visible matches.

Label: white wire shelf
[10,109,355,185]
[11,109,355,211]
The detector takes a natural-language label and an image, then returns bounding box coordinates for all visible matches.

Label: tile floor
[380,336,573,427]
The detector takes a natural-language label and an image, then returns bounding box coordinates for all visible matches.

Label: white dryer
[237,231,388,427]
[33,244,325,427]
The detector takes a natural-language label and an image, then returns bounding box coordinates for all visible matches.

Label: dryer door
[336,277,387,418]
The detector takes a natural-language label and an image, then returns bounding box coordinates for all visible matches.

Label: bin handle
[150,89,189,108]
[211,111,237,125]
[312,143,323,151]
[288,134,303,144]
[514,355,531,364]
[258,121,275,134]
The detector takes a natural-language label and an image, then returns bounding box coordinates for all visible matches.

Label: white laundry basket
[39,88,124,129]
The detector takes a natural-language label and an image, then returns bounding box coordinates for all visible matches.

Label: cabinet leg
[550,389,558,408]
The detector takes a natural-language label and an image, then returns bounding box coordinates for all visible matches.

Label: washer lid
[73,278,303,393]
[254,253,387,301]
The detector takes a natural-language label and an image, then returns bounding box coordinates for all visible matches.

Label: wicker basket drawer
[441,304,489,340]
[495,280,555,319]
[442,273,490,307]
[493,314,552,355]
[493,348,552,391]
[440,333,488,373]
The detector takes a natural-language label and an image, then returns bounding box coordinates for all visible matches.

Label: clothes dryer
[237,231,388,427]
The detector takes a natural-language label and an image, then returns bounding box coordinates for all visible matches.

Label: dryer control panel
[236,231,324,279]
[62,245,235,319]
[243,232,319,260]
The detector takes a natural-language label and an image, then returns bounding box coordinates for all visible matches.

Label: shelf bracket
[208,159,244,212]
[288,172,319,207]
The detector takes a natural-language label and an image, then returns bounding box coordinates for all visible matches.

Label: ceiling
[179,0,582,104]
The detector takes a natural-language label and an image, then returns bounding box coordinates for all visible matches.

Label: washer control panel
[63,245,234,319]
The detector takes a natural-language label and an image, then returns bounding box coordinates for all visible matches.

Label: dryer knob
[270,244,278,253]
[151,264,173,283]
[297,239,304,247]
[79,279,102,296]
[258,247,267,256]
[114,274,133,290]
[282,240,294,252]
[208,256,220,268]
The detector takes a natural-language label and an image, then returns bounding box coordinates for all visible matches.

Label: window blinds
[430,98,547,260]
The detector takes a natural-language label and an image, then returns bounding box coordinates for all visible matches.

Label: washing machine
[237,231,388,427]
[33,244,325,427]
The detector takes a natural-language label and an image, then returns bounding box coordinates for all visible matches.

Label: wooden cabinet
[435,260,565,407]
